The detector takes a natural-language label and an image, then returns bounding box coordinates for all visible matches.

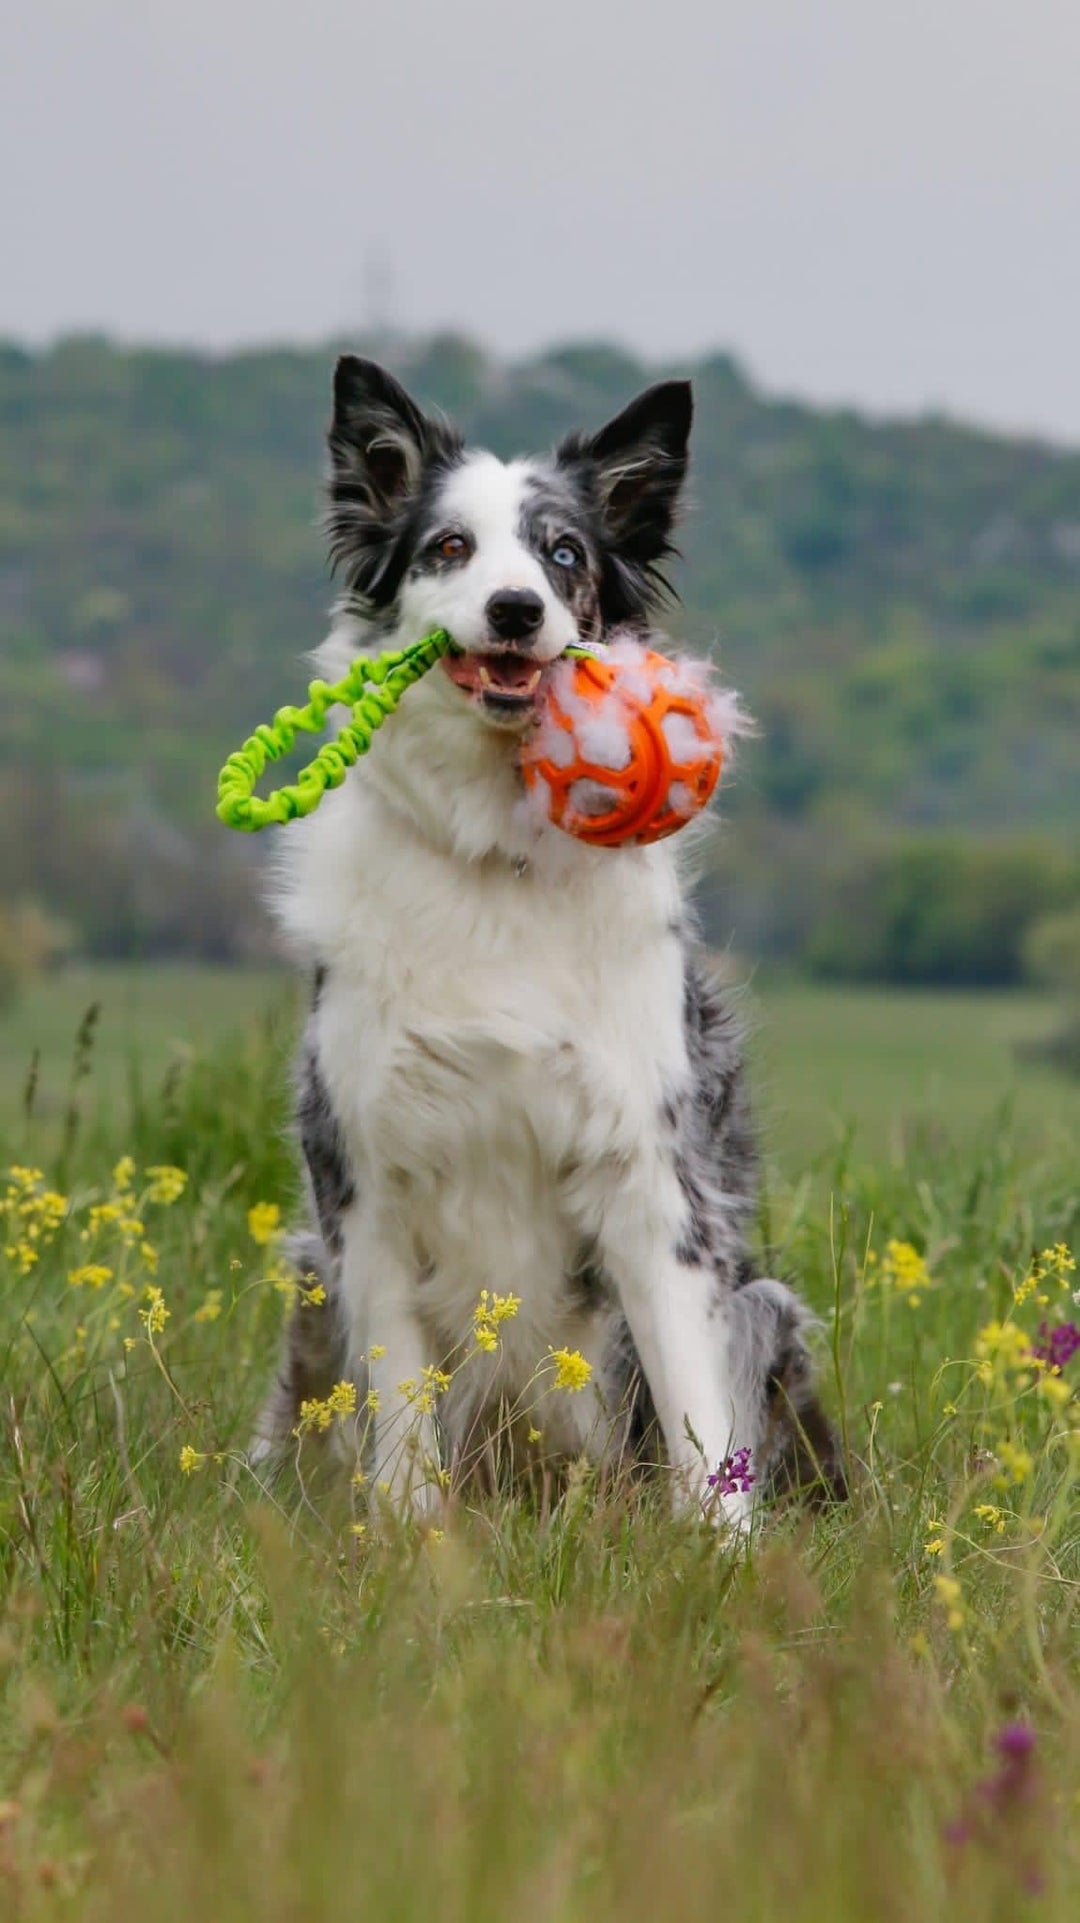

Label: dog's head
[326,357,693,729]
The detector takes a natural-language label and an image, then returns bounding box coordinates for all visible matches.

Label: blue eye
[551,541,580,568]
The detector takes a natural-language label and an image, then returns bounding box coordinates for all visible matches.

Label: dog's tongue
[443,651,541,695]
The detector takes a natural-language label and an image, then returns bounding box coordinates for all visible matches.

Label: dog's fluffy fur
[253,358,844,1524]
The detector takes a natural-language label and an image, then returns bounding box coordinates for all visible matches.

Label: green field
[0,965,1077,1917]
[752,979,1080,1166]
[0,964,286,1150]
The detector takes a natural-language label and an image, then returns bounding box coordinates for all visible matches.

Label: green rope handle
[216,629,456,831]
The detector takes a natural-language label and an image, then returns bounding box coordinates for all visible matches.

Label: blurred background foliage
[2,329,1079,993]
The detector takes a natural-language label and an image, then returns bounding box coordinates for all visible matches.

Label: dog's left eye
[550,541,580,568]
[434,532,469,561]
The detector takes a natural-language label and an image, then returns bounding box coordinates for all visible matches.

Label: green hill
[2,332,1079,973]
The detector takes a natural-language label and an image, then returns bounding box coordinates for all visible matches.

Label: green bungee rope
[216,628,456,831]
[217,629,594,833]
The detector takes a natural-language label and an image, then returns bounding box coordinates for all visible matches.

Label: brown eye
[436,532,468,561]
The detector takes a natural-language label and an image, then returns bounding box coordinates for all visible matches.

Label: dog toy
[216,630,455,830]
[216,631,727,846]
[518,638,725,847]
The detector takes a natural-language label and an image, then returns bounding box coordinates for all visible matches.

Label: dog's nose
[486,589,545,643]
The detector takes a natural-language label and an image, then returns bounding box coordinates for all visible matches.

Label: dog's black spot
[518,469,603,641]
[673,1149,712,1266]
[296,1037,355,1255]
[567,1240,612,1309]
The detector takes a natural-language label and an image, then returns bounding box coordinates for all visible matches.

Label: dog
[252,356,845,1526]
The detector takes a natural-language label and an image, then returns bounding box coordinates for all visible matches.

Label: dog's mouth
[441,648,552,718]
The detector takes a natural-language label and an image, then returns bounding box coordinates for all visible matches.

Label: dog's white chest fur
[279,759,688,1374]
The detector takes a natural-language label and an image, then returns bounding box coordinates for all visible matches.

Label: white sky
[4,0,1079,440]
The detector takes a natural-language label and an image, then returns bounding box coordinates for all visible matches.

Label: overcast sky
[4,1,1079,441]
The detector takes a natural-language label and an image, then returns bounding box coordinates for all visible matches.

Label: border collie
[253,357,844,1526]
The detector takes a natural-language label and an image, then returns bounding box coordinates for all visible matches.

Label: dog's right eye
[434,532,469,561]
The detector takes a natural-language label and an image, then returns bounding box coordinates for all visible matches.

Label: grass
[753,980,1080,1168]
[0,964,283,1142]
[0,968,1078,1917]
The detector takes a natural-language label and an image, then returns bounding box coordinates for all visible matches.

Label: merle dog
[253,358,845,1525]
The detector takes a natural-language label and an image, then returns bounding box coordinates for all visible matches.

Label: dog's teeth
[478,664,492,688]
[525,669,541,693]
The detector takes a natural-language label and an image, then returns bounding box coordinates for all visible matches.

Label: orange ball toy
[520,639,728,847]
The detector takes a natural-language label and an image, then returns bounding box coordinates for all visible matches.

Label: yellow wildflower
[248,1201,282,1246]
[528,1426,542,1444]
[472,1288,521,1354]
[5,1240,40,1274]
[7,1165,45,1189]
[923,1518,946,1557]
[179,1445,205,1475]
[1043,1242,1076,1288]
[877,1239,932,1306]
[489,1292,521,1324]
[349,1521,367,1540]
[194,1289,223,1324]
[139,1286,169,1337]
[365,1389,381,1414]
[84,1201,122,1239]
[1016,1243,1076,1305]
[549,1347,593,1393]
[265,1255,297,1306]
[68,1263,113,1290]
[933,1574,965,1631]
[975,1321,1031,1371]
[994,1440,1034,1487]
[369,1344,386,1360]
[295,1379,358,1435]
[145,1165,187,1206]
[112,1156,136,1191]
[973,1503,1006,1534]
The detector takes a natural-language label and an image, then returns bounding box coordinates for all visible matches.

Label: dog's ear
[329,356,439,514]
[556,382,692,622]
[326,357,461,601]
[560,381,692,559]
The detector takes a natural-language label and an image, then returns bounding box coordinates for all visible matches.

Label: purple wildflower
[707,1446,755,1497]
[1030,1320,1080,1372]
[946,1721,1042,1881]
[994,1721,1036,1764]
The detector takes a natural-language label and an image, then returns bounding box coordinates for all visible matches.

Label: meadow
[0,965,1078,1919]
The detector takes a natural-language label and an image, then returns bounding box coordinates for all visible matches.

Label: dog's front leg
[595,1164,752,1531]
[338,1206,443,1520]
